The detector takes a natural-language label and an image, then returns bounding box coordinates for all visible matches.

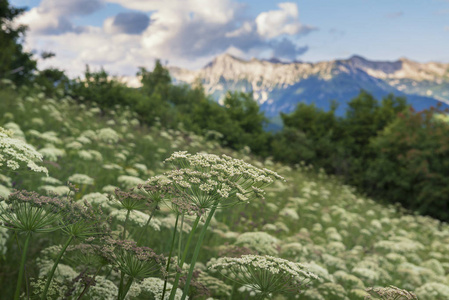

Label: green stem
[177,214,185,264]
[180,201,219,300]
[228,281,236,300]
[14,233,31,300]
[119,277,134,300]
[161,214,180,300]
[136,209,156,245]
[168,215,201,299]
[14,232,30,300]
[118,272,125,299]
[122,210,131,240]
[41,235,74,300]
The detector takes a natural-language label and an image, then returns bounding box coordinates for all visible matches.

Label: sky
[10,0,449,78]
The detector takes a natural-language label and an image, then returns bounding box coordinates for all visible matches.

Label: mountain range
[168,54,449,117]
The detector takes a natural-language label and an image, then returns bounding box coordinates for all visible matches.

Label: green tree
[138,60,171,100]
[273,101,343,172]
[341,91,408,186]
[0,0,36,84]
[367,108,449,220]
[34,68,70,96]
[222,92,269,153]
[136,61,174,125]
[70,66,128,108]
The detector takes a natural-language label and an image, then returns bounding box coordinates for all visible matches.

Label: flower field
[2,81,449,299]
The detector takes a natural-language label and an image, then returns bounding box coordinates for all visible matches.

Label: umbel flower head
[60,199,109,239]
[0,126,48,175]
[0,190,68,234]
[103,238,166,280]
[365,285,418,299]
[140,175,175,205]
[164,151,285,210]
[113,187,151,212]
[208,255,318,298]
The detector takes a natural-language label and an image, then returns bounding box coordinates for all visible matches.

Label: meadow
[2,80,449,299]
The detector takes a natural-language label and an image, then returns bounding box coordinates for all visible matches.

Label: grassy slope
[1,83,449,299]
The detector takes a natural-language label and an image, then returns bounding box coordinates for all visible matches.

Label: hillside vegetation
[2,2,449,298]
[2,82,449,299]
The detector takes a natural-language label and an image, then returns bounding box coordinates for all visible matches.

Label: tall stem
[168,215,200,299]
[228,281,236,300]
[118,272,125,299]
[122,210,131,240]
[119,277,134,300]
[161,213,180,300]
[180,201,219,300]
[14,232,30,299]
[41,235,74,300]
[14,233,31,300]
[177,214,185,264]
[136,209,156,245]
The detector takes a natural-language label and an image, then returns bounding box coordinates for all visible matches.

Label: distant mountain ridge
[169,54,449,117]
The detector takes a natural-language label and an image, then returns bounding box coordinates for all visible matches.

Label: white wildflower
[117,175,145,189]
[280,207,299,220]
[97,128,120,143]
[38,146,65,162]
[126,277,183,300]
[235,231,279,255]
[41,176,62,185]
[209,255,318,296]
[415,282,449,300]
[102,185,119,194]
[0,184,11,199]
[82,192,113,211]
[66,141,83,149]
[67,173,94,185]
[39,185,70,196]
[0,126,48,175]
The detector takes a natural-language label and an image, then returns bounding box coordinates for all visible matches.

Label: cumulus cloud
[108,0,238,24]
[139,1,313,60]
[19,0,316,77]
[256,2,315,39]
[17,0,104,35]
[104,12,150,34]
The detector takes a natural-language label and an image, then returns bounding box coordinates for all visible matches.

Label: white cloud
[107,0,237,24]
[256,2,313,39]
[18,0,316,78]
[16,0,104,35]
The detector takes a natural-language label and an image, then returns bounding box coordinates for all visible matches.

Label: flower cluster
[197,272,233,298]
[61,198,109,239]
[0,190,67,233]
[129,277,184,300]
[365,285,418,299]
[104,238,166,280]
[208,255,318,296]
[67,173,94,185]
[113,188,151,212]
[234,231,280,256]
[0,126,48,175]
[164,151,285,210]
[96,128,120,144]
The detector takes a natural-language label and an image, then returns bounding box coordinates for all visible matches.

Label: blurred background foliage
[2,0,449,222]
